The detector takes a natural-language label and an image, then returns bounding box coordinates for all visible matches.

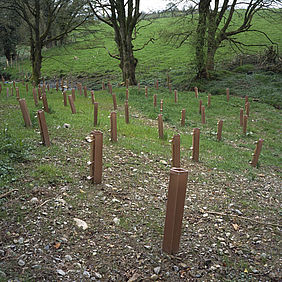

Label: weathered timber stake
[126,89,129,100]
[194,86,198,98]
[250,139,264,167]
[181,109,186,126]
[199,99,202,114]
[245,95,248,104]
[208,93,211,107]
[38,87,42,100]
[47,84,50,92]
[112,93,117,110]
[174,90,178,103]
[192,128,200,161]
[243,115,248,135]
[56,80,59,91]
[68,95,76,114]
[108,83,112,94]
[158,114,164,139]
[16,87,20,100]
[126,78,129,89]
[102,81,105,90]
[217,120,223,141]
[84,86,87,98]
[61,80,64,91]
[94,102,98,126]
[91,90,95,104]
[154,94,157,107]
[172,134,181,167]
[226,88,230,102]
[240,108,244,126]
[145,86,148,97]
[71,88,75,101]
[156,80,159,90]
[37,110,50,146]
[89,130,103,184]
[201,105,206,124]
[63,91,67,106]
[110,112,117,142]
[32,88,38,105]
[125,100,129,124]
[245,102,250,117]
[160,99,163,112]
[169,83,172,93]
[19,99,32,127]
[42,93,49,113]
[162,167,188,254]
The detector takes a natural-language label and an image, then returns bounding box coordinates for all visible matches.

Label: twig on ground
[0,189,18,199]
[36,199,53,209]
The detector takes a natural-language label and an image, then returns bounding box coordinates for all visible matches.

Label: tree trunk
[30,39,42,85]
[119,48,137,85]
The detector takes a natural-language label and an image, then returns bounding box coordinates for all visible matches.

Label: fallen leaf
[244,268,248,273]
[232,223,239,231]
[54,242,61,249]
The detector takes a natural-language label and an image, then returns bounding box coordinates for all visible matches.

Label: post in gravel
[217,120,223,141]
[32,87,38,106]
[19,99,32,127]
[71,88,76,101]
[91,90,95,104]
[194,86,198,98]
[245,102,250,117]
[37,110,50,146]
[243,115,248,135]
[208,94,211,107]
[201,105,206,124]
[174,90,178,103]
[94,102,98,126]
[89,130,103,184]
[63,91,67,106]
[250,139,263,167]
[125,100,129,124]
[110,112,117,142]
[172,134,181,167]
[68,95,76,114]
[162,167,188,254]
[240,108,244,126]
[226,88,230,102]
[181,109,186,126]
[112,93,117,110]
[192,128,200,161]
[42,93,49,113]
[158,114,164,139]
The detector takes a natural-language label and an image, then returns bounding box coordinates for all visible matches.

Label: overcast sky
[140,0,168,12]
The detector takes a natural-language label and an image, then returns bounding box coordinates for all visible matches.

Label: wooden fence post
[110,112,117,142]
[250,139,263,167]
[192,128,200,161]
[16,87,20,100]
[63,91,67,106]
[37,110,50,146]
[71,88,75,101]
[199,99,202,114]
[32,88,38,105]
[158,114,164,139]
[172,134,181,167]
[154,94,157,107]
[84,86,87,98]
[125,100,129,124]
[145,86,148,97]
[194,87,198,98]
[94,102,98,126]
[19,99,32,127]
[68,95,76,114]
[42,93,49,113]
[201,105,205,124]
[91,90,95,104]
[162,167,188,254]
[245,102,250,117]
[174,90,178,103]
[126,88,129,101]
[217,120,223,141]
[243,115,248,135]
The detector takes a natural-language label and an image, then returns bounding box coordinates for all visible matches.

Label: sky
[140,0,168,12]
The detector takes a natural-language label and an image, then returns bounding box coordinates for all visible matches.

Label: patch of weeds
[234,64,255,73]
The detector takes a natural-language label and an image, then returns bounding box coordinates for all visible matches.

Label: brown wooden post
[71,88,75,101]
[240,108,244,126]
[250,139,263,167]
[217,120,223,141]
[91,90,95,104]
[199,99,202,114]
[245,102,250,117]
[156,79,159,90]
[47,83,50,92]
[110,111,117,142]
[102,81,105,90]
[94,102,98,126]
[112,93,117,110]
[6,87,9,97]
[84,86,87,98]
[162,167,188,254]
[226,88,230,102]
[192,128,200,161]
[109,83,112,94]
[201,105,205,124]
[13,80,15,88]
[63,91,67,106]
[181,109,186,126]
[194,86,198,98]
[160,99,163,113]
[38,87,42,100]
[145,86,148,97]
[42,93,49,113]
[245,95,248,104]
[89,130,103,184]
[66,79,68,90]
[172,134,181,167]
[174,90,178,103]
[126,78,129,89]
[61,79,64,91]
[56,80,59,91]
[208,93,211,107]
[158,114,164,139]
[37,110,50,146]
[153,94,157,107]
[243,115,248,135]
[68,95,76,114]
[126,88,129,101]
[42,83,46,94]
[25,83,28,94]
[19,99,32,127]
[169,83,172,93]
[125,100,129,124]
[32,88,38,105]
[16,87,20,100]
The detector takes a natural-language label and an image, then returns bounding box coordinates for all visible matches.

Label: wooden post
[153,94,157,107]
[156,79,159,90]
[172,134,181,167]
[102,81,105,90]
[19,99,32,127]
[194,86,198,98]
[42,93,49,113]
[109,83,112,94]
[245,102,250,117]
[162,167,188,254]
[125,78,129,89]
[201,105,205,124]
[226,88,230,102]
[243,115,248,135]
[217,120,223,141]
[78,83,82,95]
[125,100,129,124]
[91,90,95,104]
[16,87,20,100]
[145,86,148,97]
[199,99,202,114]
[37,110,50,146]
[38,87,42,100]
[68,95,76,114]
[112,93,117,110]
[181,109,186,126]
[32,88,38,106]
[13,80,15,88]
[160,99,163,113]
[174,90,178,103]
[250,139,263,167]
[126,88,129,101]
[63,91,67,106]
[240,108,244,126]
[93,102,98,126]
[245,95,248,104]
[89,131,103,184]
[84,86,87,98]
[169,83,172,93]
[158,114,164,139]
[56,80,59,91]
[192,128,200,161]
[71,88,75,101]
[208,93,211,107]
[110,112,117,142]
[61,79,64,91]
[6,88,9,97]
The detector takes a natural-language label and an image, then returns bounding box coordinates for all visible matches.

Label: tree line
[0,0,280,85]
